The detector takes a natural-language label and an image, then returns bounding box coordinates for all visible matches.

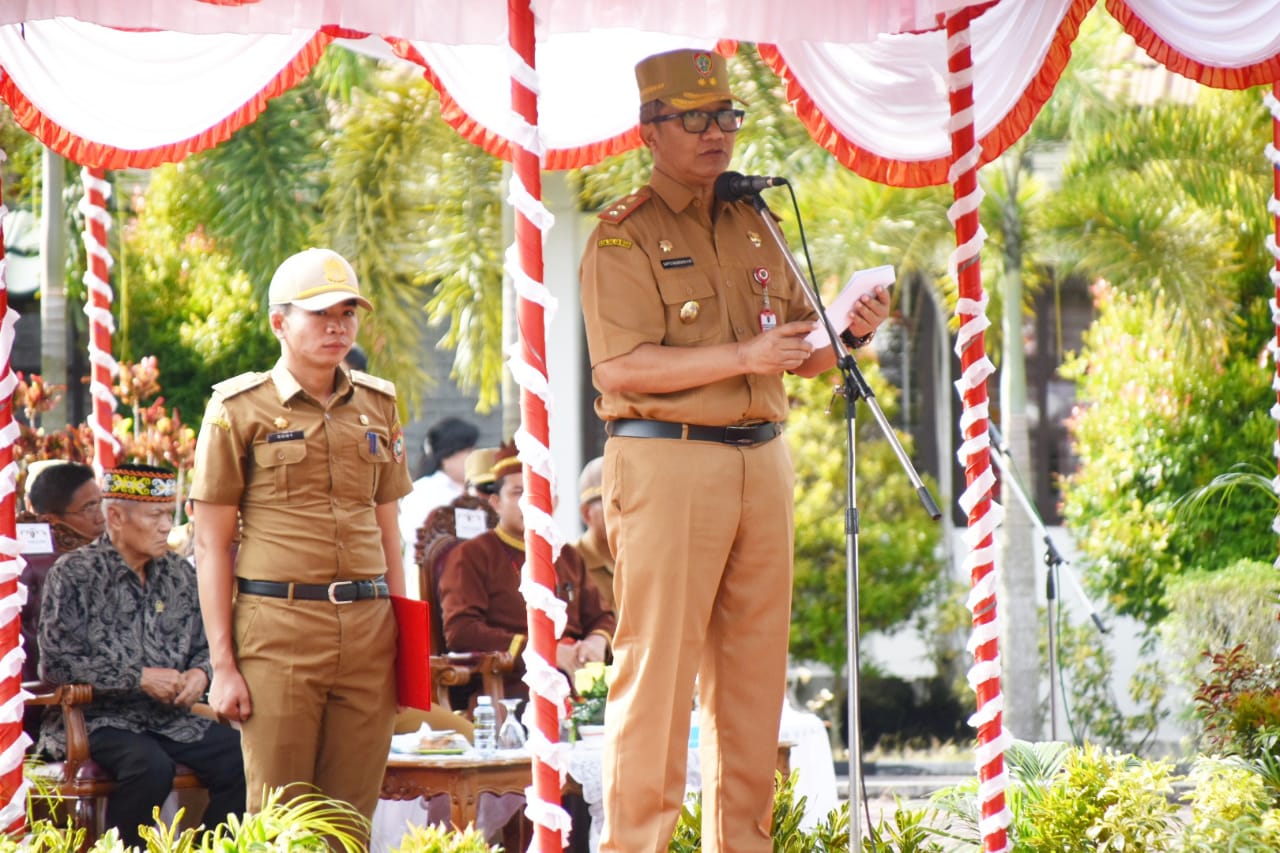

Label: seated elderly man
[439,444,616,701]
[37,464,245,846]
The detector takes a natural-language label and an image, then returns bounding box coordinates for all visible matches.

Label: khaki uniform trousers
[600,435,794,853]
[234,594,397,821]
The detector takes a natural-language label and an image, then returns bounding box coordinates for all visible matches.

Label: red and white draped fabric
[79,167,119,474]
[946,9,1010,853]
[0,20,334,169]
[0,157,30,834]
[0,1,978,43]
[1108,0,1280,89]
[760,0,1090,187]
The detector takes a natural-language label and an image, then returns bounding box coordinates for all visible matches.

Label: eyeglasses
[64,499,103,517]
[648,109,745,134]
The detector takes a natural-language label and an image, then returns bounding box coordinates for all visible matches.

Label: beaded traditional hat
[101,464,178,502]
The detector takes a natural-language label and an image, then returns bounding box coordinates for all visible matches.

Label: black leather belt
[606,418,782,447]
[237,577,389,604]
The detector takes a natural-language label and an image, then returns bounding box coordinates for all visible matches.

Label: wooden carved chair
[414,497,509,716]
[428,652,512,711]
[414,495,498,658]
[20,550,210,850]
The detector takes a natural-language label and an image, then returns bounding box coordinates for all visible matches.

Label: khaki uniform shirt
[579,167,816,426]
[190,362,413,583]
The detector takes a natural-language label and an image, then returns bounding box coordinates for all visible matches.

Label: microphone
[713,171,788,202]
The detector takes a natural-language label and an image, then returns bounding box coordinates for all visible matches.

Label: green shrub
[1019,742,1179,852]
[669,771,848,852]
[1179,757,1280,851]
[1159,559,1280,693]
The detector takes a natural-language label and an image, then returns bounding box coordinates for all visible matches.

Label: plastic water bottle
[474,695,497,757]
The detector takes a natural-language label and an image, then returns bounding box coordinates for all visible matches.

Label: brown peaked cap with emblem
[634,49,747,110]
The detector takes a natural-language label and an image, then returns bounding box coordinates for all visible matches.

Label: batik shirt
[36,536,212,759]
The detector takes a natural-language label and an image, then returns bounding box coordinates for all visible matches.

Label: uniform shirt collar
[649,167,701,217]
[270,361,353,405]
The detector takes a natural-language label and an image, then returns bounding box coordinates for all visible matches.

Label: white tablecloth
[372,705,837,852]
[565,704,838,851]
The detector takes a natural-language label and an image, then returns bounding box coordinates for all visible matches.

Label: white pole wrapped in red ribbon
[79,167,120,474]
[946,9,1011,853]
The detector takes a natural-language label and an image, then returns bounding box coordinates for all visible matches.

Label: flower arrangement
[569,661,611,739]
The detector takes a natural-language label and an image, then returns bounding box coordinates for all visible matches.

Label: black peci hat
[422,417,479,475]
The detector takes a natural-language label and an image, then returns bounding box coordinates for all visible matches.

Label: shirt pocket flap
[254,440,307,468]
[654,271,715,306]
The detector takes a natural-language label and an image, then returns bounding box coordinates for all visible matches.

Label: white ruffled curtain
[1120,0,1280,65]
[0,19,322,154]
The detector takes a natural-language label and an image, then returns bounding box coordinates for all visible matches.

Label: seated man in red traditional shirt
[438,443,616,701]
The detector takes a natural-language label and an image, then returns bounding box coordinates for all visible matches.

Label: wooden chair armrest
[21,681,93,779]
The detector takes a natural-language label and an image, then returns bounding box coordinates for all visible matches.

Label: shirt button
[735,326,745,335]
[277,451,285,461]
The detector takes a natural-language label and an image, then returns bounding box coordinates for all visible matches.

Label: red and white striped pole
[506,0,571,849]
[1265,83,1280,568]
[946,10,1011,853]
[0,152,31,834]
[79,168,120,475]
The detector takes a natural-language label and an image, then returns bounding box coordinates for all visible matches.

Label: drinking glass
[496,698,526,749]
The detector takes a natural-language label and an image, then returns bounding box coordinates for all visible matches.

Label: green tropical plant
[668,771,848,853]
[1179,757,1280,851]
[1054,617,1166,752]
[390,824,498,853]
[785,361,946,677]
[1059,283,1275,626]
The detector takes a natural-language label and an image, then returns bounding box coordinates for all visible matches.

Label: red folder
[391,595,432,711]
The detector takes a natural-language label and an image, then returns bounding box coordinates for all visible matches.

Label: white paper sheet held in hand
[804,264,895,348]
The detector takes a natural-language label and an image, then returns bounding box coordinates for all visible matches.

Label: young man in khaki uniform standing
[579,50,890,852]
[190,248,413,825]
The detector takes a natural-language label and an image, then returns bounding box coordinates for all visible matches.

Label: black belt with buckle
[237,577,389,604]
[606,418,782,447]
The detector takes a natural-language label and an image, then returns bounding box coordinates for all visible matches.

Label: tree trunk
[998,191,1044,740]
[39,147,69,429]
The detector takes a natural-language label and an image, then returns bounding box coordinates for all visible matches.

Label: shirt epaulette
[351,370,397,398]
[210,371,270,400]
[598,192,649,223]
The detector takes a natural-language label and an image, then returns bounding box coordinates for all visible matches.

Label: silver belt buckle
[723,425,757,446]
[327,581,357,605]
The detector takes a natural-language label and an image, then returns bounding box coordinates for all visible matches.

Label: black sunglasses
[648,109,745,134]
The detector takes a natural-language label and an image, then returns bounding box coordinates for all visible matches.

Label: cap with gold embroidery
[578,456,603,506]
[268,248,373,312]
[465,447,499,490]
[635,49,746,110]
[491,442,523,482]
[102,464,178,502]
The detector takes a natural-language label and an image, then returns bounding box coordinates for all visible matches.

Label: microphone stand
[744,191,941,846]
[985,422,1106,742]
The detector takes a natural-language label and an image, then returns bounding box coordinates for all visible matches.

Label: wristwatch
[840,329,875,350]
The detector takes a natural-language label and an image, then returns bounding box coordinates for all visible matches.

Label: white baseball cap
[268,248,372,312]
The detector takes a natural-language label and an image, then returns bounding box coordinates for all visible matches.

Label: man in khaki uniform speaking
[190,247,413,825]
[578,50,890,852]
